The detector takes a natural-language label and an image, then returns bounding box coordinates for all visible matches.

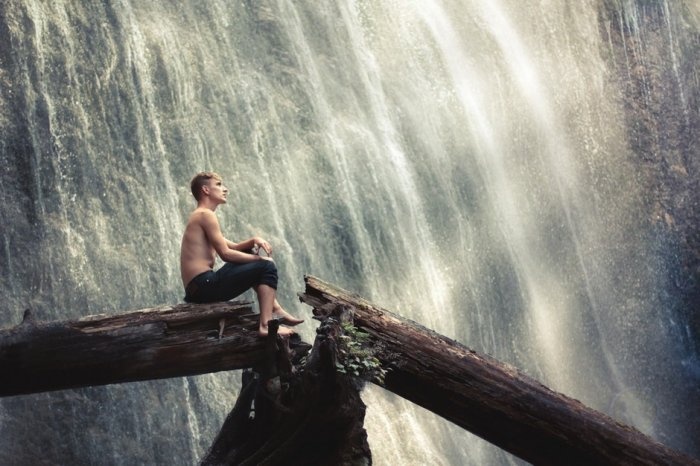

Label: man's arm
[199,211,266,263]
[227,237,273,256]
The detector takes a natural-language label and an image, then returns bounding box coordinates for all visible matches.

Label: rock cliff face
[599,1,699,344]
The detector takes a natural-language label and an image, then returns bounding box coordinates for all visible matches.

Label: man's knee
[259,260,278,289]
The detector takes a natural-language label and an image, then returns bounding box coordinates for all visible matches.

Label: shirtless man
[180,171,303,336]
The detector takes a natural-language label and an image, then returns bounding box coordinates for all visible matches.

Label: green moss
[336,322,388,385]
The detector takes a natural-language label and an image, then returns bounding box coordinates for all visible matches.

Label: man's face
[205,177,229,204]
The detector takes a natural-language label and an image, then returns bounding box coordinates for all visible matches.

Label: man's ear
[201,185,210,196]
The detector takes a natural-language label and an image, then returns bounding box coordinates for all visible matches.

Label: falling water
[0,0,697,464]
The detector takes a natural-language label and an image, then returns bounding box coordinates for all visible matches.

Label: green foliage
[336,322,388,385]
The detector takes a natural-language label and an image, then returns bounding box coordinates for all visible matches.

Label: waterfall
[1,0,697,464]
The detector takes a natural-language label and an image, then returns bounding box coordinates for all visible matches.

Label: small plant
[335,322,388,385]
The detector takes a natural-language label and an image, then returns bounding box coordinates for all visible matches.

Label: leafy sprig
[335,323,387,385]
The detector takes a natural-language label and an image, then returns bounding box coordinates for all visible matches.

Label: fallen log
[299,275,698,466]
[0,302,308,397]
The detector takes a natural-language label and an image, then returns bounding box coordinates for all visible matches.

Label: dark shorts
[184,260,278,303]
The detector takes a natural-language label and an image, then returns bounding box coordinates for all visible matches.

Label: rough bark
[299,275,699,466]
[201,309,372,466]
[0,302,308,397]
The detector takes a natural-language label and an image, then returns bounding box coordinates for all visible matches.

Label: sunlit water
[0,0,697,464]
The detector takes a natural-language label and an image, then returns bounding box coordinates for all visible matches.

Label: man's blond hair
[190,171,222,201]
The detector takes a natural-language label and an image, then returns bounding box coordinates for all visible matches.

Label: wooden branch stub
[21,309,35,326]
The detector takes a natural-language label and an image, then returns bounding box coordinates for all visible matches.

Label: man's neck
[197,199,219,212]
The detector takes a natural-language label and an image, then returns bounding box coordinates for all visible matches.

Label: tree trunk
[201,310,372,465]
[0,302,308,397]
[299,275,698,466]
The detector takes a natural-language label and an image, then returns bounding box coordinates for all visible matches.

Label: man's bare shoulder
[187,208,217,226]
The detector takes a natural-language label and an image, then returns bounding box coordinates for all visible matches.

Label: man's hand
[254,237,273,256]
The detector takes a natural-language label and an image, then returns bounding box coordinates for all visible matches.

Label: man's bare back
[180,208,218,288]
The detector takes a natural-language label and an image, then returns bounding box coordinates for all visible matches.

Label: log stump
[201,309,372,465]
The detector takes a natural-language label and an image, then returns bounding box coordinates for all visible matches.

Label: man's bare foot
[271,307,305,326]
[258,325,296,337]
